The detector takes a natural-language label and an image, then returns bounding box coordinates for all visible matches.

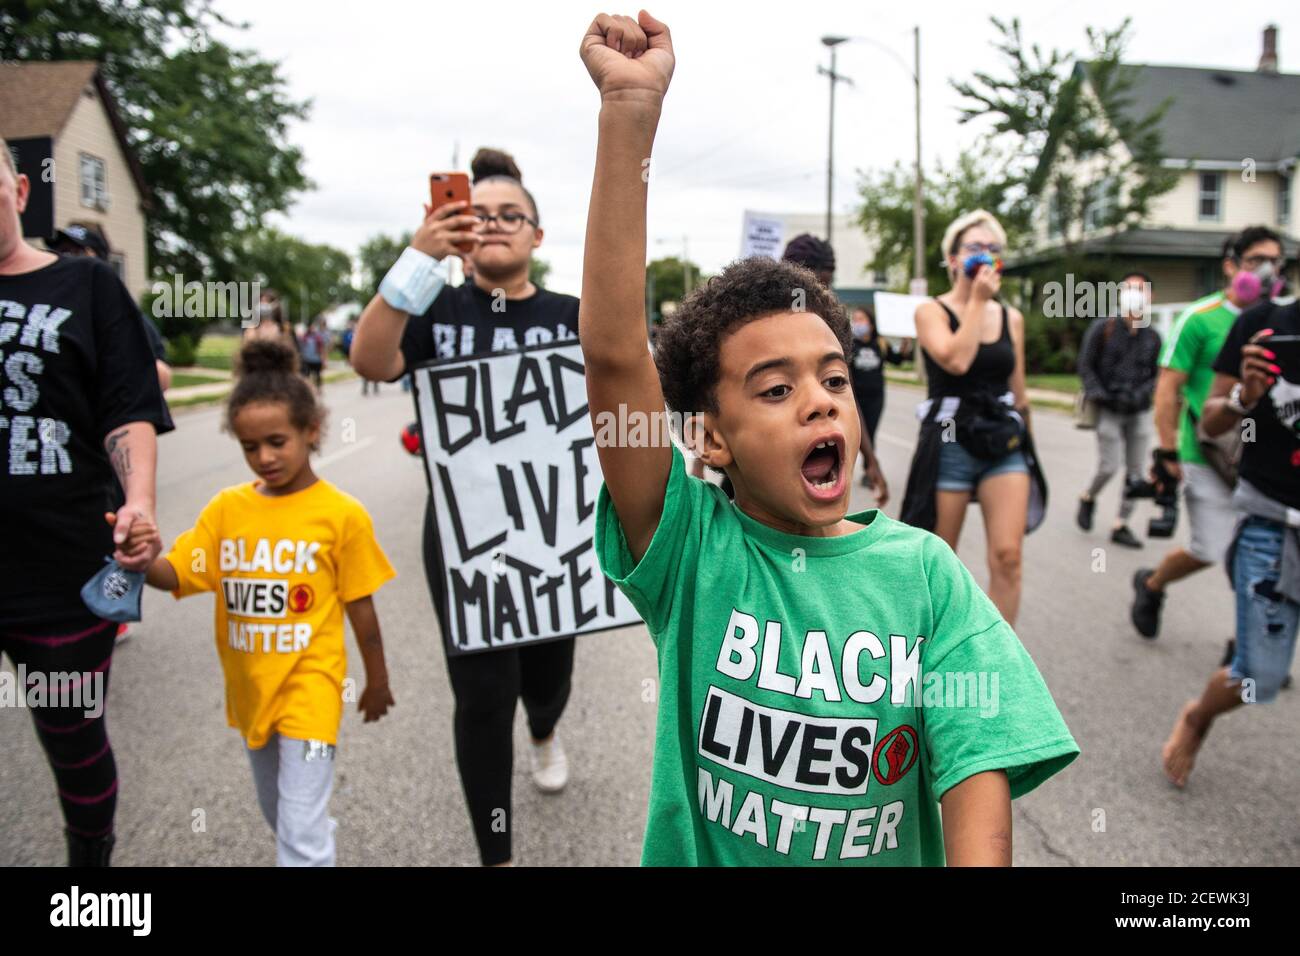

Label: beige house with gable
[1009,26,1299,304]
[0,61,150,298]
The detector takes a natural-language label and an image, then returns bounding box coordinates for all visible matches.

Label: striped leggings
[1,617,118,838]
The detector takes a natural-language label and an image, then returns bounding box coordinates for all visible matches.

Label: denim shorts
[1230,517,1300,704]
[936,438,1029,492]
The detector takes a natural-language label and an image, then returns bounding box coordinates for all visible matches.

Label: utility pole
[911,26,925,294]
[682,234,692,295]
[819,36,851,248]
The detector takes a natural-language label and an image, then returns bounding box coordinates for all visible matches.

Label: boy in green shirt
[578,10,1077,866]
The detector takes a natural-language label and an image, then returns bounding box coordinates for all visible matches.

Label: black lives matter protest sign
[412,341,639,654]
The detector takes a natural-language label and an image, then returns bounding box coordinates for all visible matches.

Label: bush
[166,334,198,367]
[1022,310,1089,375]
[141,286,206,370]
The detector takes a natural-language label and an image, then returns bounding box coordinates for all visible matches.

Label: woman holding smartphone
[350,148,578,867]
[900,210,1046,626]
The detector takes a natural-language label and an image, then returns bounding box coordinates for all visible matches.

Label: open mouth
[799,434,846,502]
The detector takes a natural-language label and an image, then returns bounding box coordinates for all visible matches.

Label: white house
[1010,25,1299,303]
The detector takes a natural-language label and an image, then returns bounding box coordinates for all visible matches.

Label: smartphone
[429,172,474,253]
[1261,334,1300,378]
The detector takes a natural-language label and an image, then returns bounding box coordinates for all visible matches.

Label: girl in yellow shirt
[122,339,397,866]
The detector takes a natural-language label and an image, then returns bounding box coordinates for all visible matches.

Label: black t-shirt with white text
[397,280,579,374]
[1214,300,1300,510]
[0,256,174,628]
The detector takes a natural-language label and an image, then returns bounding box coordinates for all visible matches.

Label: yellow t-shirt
[165,478,396,748]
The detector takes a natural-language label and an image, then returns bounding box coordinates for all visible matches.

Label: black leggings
[856,388,885,445]
[0,616,118,839]
[423,506,575,865]
[444,637,574,865]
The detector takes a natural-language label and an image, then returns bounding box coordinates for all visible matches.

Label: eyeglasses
[470,210,538,234]
[1239,254,1285,269]
[960,242,1003,255]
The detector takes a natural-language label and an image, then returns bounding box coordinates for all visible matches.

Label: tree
[951,17,1177,258]
[1,1,312,280]
[240,227,356,326]
[940,18,1179,372]
[356,232,413,304]
[529,257,551,289]
[856,146,1028,295]
[646,256,701,322]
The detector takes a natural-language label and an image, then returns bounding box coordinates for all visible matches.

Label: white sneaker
[529,733,568,793]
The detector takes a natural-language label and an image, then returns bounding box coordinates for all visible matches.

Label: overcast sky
[215,0,1300,295]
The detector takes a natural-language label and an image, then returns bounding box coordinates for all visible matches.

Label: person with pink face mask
[1130,226,1287,640]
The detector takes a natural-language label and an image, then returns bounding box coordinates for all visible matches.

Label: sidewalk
[166,366,358,408]
[885,369,1076,410]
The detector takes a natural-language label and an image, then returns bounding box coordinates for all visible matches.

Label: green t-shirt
[596,447,1078,866]
[1159,292,1241,465]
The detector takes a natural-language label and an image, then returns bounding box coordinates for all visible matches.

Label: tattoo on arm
[106,428,133,483]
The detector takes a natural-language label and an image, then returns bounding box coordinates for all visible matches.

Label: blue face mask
[852,321,870,338]
[80,558,145,623]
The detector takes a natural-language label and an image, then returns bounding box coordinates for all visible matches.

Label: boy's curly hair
[653,256,850,415]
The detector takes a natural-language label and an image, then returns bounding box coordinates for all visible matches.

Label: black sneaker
[1111,525,1143,549]
[1131,568,1164,639]
[1076,496,1095,531]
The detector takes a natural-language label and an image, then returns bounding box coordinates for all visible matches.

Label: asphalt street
[2,376,1296,866]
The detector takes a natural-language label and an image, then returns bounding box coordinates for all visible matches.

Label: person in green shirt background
[577,10,1077,866]
[1131,227,1285,639]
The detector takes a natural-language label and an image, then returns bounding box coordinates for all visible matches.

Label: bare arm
[344,595,394,722]
[155,359,173,392]
[578,11,677,563]
[940,769,1012,866]
[350,201,483,382]
[351,295,410,383]
[1152,367,1186,460]
[914,269,1001,376]
[1203,331,1277,438]
[104,421,160,571]
[145,556,180,591]
[1008,307,1030,428]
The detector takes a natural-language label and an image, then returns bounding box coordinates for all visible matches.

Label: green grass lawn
[194,334,242,370]
[1025,373,1080,394]
[170,370,229,388]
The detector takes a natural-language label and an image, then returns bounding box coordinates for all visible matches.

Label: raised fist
[580,10,675,100]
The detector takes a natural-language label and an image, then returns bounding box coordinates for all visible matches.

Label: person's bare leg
[934,490,971,552]
[977,471,1030,626]
[1162,666,1244,787]
[1147,547,1207,591]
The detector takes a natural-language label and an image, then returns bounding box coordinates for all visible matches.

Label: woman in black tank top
[900,210,1041,626]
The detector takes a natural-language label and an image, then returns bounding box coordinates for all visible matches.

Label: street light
[818,36,852,251]
[825,29,926,294]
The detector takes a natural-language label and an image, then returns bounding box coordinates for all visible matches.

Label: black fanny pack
[954,392,1024,460]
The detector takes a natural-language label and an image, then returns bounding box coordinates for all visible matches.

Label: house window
[1047,190,1063,239]
[1198,172,1222,221]
[79,154,109,210]
[1084,178,1117,232]
[1280,173,1291,226]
